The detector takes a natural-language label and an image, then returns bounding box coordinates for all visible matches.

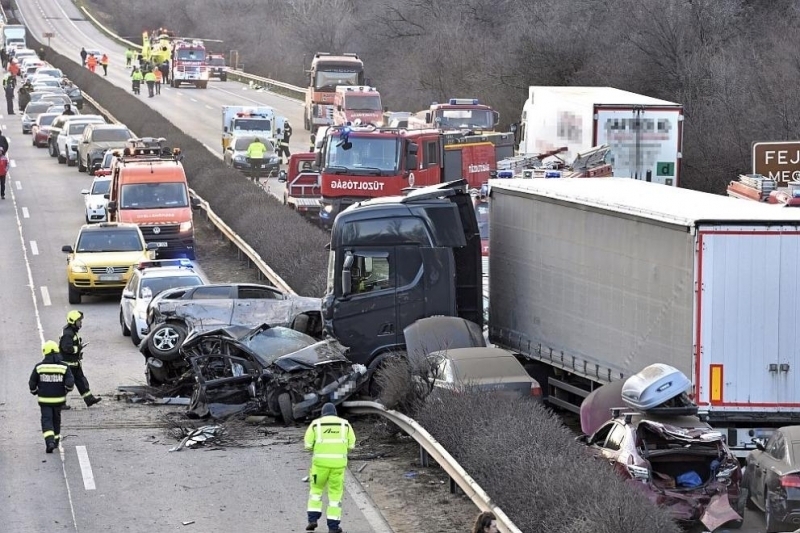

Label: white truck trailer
[488,177,800,456]
[517,86,683,186]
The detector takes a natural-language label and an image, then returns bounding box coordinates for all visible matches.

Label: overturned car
[577,364,744,531]
[144,323,366,423]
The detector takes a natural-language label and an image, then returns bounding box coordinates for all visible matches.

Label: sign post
[752,141,800,184]
[42,32,55,48]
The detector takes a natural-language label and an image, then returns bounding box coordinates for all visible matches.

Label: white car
[120,260,207,346]
[81,176,111,224]
[33,67,63,80]
[57,117,105,166]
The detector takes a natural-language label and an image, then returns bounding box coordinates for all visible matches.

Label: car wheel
[130,319,142,346]
[78,157,86,172]
[120,309,131,337]
[278,392,294,426]
[765,488,783,533]
[67,283,81,304]
[58,150,67,164]
[49,141,57,157]
[146,322,187,361]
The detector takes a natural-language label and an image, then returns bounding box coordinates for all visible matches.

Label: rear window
[91,180,111,195]
[452,356,525,380]
[207,57,225,66]
[26,103,51,114]
[38,114,58,126]
[91,128,132,142]
[69,123,92,135]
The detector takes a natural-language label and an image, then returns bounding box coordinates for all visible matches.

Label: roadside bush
[416,390,681,533]
[373,352,436,415]
[35,40,329,296]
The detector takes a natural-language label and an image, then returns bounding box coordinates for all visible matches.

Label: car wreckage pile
[134,286,366,424]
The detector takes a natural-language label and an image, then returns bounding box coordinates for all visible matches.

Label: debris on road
[170,425,227,452]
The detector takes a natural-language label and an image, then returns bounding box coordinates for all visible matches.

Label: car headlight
[70,262,88,273]
[322,204,334,214]
[234,155,245,163]
[269,156,279,164]
[179,221,193,232]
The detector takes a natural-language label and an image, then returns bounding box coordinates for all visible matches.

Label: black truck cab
[322,180,484,370]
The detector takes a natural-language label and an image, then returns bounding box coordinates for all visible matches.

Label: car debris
[143,323,367,423]
[170,425,226,452]
[577,363,744,531]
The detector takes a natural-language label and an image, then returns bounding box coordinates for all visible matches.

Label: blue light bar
[545,171,562,179]
[137,258,194,270]
[498,170,513,179]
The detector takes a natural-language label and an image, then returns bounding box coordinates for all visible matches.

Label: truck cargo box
[488,178,800,425]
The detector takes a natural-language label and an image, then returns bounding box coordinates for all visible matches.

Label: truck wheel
[278,392,294,426]
[68,284,81,304]
[120,309,131,337]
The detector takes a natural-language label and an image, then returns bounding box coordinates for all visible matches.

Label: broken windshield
[325,136,399,173]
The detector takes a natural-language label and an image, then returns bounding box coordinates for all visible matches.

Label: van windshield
[120,183,189,209]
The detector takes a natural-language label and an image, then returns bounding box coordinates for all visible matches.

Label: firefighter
[29,340,75,453]
[277,121,292,164]
[303,403,356,533]
[58,310,102,409]
[160,60,170,85]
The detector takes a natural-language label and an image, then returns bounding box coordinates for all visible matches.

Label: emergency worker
[160,60,170,84]
[246,137,268,180]
[80,47,87,66]
[58,310,102,409]
[18,79,33,110]
[153,67,162,94]
[144,68,157,97]
[131,67,143,94]
[4,77,14,115]
[125,48,133,67]
[86,54,97,73]
[277,121,292,164]
[303,403,356,533]
[100,54,109,76]
[62,103,75,116]
[29,341,74,453]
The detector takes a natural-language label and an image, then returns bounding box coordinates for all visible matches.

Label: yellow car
[62,222,157,304]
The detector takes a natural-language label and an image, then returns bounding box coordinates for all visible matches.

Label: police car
[119,259,208,346]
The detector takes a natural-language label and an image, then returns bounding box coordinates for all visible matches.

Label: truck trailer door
[696,228,800,412]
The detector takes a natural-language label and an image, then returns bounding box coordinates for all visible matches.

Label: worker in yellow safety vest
[144,69,157,98]
[303,403,356,533]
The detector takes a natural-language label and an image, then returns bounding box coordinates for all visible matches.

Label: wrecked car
[577,364,744,531]
[141,283,322,360]
[144,323,366,423]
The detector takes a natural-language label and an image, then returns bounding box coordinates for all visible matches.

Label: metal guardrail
[343,401,522,533]
[80,92,296,295]
[78,5,306,100]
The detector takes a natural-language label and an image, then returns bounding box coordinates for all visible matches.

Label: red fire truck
[315,124,514,226]
[278,153,321,220]
[171,39,209,89]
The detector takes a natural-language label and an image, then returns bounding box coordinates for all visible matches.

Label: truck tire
[278,392,294,426]
[68,283,81,304]
[146,322,187,361]
[120,309,131,337]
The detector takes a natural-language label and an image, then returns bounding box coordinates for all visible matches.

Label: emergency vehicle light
[136,258,194,270]
[449,98,480,105]
[498,171,513,179]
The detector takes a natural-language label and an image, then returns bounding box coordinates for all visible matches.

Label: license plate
[153,242,168,248]
[98,274,122,281]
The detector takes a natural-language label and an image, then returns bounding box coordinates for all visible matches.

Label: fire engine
[314,124,514,226]
[410,98,500,133]
[727,174,800,206]
[278,153,321,219]
[332,86,384,127]
[304,53,365,131]
[171,39,209,89]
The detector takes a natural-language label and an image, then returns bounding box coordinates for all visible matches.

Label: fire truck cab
[413,98,500,132]
[332,86,384,127]
[171,40,209,89]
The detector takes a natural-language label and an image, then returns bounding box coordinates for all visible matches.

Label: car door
[752,431,785,508]
[187,285,236,325]
[232,285,289,326]
[121,271,140,326]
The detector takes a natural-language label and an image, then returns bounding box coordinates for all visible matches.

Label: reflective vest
[132,71,144,81]
[100,55,109,66]
[246,141,268,159]
[58,324,83,365]
[125,50,133,59]
[144,71,157,82]
[29,355,75,405]
[304,415,356,468]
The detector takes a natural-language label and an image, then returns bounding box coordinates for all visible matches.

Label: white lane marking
[205,104,213,110]
[40,286,51,306]
[10,159,16,168]
[176,91,184,96]
[190,98,198,103]
[345,470,393,533]
[30,240,38,255]
[21,207,29,218]
[75,446,96,490]
[15,180,21,189]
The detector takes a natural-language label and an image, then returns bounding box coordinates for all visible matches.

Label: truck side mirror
[61,245,73,253]
[191,197,201,210]
[341,252,354,296]
[278,170,287,182]
[425,112,431,124]
[107,200,117,211]
[314,151,322,168]
[493,111,500,126]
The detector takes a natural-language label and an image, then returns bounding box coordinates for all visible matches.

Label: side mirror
[314,151,322,168]
[341,252,354,296]
[103,193,110,199]
[107,200,117,211]
[61,245,73,253]
[191,197,201,210]
[278,170,287,182]
[425,112,431,124]
[493,111,500,126]
[310,133,316,145]
[122,289,135,299]
[81,189,90,195]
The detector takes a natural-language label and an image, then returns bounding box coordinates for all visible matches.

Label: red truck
[278,153,321,219]
[315,124,514,226]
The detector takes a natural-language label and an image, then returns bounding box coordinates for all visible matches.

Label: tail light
[781,475,800,488]
[530,383,542,397]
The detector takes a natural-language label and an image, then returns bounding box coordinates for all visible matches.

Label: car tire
[68,283,81,304]
[78,157,86,172]
[130,319,142,346]
[765,488,782,533]
[146,322,187,361]
[278,392,294,426]
[66,156,74,167]
[58,151,67,164]
[120,309,131,337]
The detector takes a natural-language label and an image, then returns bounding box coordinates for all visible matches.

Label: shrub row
[33,39,329,297]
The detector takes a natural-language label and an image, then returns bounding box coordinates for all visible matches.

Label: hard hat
[42,340,60,355]
[321,403,337,417]
[67,310,84,325]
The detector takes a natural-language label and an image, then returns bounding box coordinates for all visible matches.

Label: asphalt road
[15,0,311,203]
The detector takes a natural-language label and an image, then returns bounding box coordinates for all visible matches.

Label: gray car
[77,123,134,173]
[57,117,106,166]
[22,101,55,133]
[223,135,280,176]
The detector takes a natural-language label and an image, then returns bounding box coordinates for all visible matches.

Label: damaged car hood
[636,419,724,444]
[171,298,320,329]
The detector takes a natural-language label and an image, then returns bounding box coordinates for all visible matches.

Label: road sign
[42,32,55,38]
[752,141,800,184]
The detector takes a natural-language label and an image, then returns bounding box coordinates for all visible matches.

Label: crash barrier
[343,401,522,533]
[79,93,296,295]
[77,5,306,100]
[36,32,330,296]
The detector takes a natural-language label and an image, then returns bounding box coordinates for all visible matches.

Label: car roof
[138,266,202,279]
[625,413,713,430]
[79,222,141,232]
[88,123,129,130]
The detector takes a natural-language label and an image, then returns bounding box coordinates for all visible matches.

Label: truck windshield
[325,136,399,173]
[175,49,205,61]
[435,109,494,130]
[314,70,362,90]
[120,183,189,209]
[233,118,271,132]
[345,95,382,111]
[207,57,225,66]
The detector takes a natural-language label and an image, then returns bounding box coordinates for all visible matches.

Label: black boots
[45,440,56,453]
[305,523,317,531]
[85,395,102,407]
